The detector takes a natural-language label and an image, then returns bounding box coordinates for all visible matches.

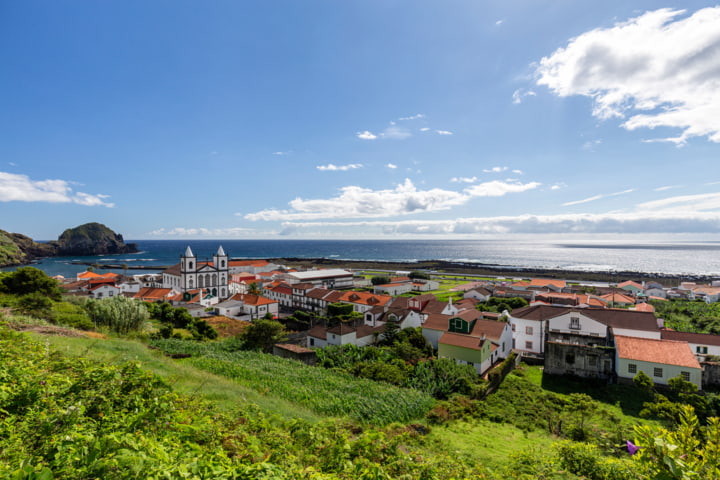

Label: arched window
[221,260,225,268]
[198,276,204,288]
[221,288,225,297]
[189,261,193,269]
[206,274,211,287]
[189,279,194,288]
[212,274,217,286]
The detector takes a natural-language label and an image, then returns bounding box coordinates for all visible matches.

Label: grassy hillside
[0,229,25,266]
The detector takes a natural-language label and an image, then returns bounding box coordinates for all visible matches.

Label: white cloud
[536,7,720,144]
[496,19,504,26]
[274,190,720,235]
[244,179,540,221]
[562,188,635,206]
[273,151,291,156]
[436,130,454,135]
[419,127,431,132]
[465,180,541,197]
[0,172,114,207]
[450,176,478,184]
[356,130,378,140]
[512,88,537,104]
[398,114,426,121]
[551,183,567,191]
[380,126,412,140]
[278,211,720,235]
[316,163,363,171]
[654,185,682,192]
[483,166,508,173]
[386,163,398,169]
[512,169,523,174]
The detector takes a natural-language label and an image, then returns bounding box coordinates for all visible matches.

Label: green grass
[427,419,555,469]
[34,334,323,423]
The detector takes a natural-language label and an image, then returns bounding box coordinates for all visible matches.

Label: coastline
[270,257,703,286]
[14,256,712,287]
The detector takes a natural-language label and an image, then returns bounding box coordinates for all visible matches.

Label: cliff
[55,223,138,256]
[0,223,138,267]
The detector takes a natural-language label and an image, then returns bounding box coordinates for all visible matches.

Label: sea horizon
[7,236,720,280]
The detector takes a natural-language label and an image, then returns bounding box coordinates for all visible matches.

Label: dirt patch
[8,323,107,339]
[204,316,251,338]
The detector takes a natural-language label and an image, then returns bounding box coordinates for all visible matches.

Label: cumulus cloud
[273,151,291,156]
[451,176,478,184]
[244,179,540,221]
[562,188,635,207]
[419,127,431,132]
[0,172,114,207]
[356,130,378,140]
[316,163,363,171]
[278,211,720,235]
[483,166,508,173]
[512,169,523,174]
[386,163,398,169]
[436,130,454,135]
[536,7,720,144]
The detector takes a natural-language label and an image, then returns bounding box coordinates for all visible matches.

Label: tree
[633,371,655,394]
[408,271,430,280]
[370,276,391,286]
[248,282,261,295]
[16,292,53,318]
[0,267,62,300]
[238,318,288,352]
[85,296,149,334]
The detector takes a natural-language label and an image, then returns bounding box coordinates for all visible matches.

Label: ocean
[4,236,720,279]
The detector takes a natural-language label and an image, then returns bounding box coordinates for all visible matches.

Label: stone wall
[544,341,615,380]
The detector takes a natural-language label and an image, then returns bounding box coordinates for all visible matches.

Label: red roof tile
[615,335,700,369]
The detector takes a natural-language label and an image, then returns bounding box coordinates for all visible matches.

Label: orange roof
[528,279,566,289]
[633,303,655,312]
[601,292,636,304]
[78,271,102,279]
[615,335,700,369]
[134,287,173,300]
[338,290,392,306]
[229,293,277,306]
[618,280,643,290]
[229,260,270,268]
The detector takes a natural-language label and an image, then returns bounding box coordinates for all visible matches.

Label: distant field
[151,338,436,425]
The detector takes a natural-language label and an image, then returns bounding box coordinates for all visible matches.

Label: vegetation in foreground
[2,267,720,478]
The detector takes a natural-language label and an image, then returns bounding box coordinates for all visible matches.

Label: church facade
[162,245,230,300]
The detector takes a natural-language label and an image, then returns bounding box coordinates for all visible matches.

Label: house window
[653,367,663,378]
[570,316,580,330]
[588,356,597,366]
[525,326,533,335]
[511,324,516,332]
[697,346,708,354]
[310,338,315,347]
[525,341,533,350]
[628,363,637,374]
[681,371,690,382]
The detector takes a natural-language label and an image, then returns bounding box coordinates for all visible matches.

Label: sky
[1,1,720,240]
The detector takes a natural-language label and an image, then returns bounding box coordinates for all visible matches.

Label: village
[58,245,720,391]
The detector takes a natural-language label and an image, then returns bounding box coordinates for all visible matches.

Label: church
[162,245,230,300]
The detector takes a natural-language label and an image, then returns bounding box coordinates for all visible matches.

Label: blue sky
[2,1,720,240]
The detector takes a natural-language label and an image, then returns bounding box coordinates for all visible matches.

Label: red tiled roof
[615,335,700,369]
[134,287,173,300]
[528,279,566,289]
[229,293,277,306]
[439,332,485,350]
[338,290,392,307]
[618,280,644,290]
[229,260,270,268]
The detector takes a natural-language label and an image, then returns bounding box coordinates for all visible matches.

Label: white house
[373,282,413,295]
[284,269,354,289]
[306,324,382,348]
[89,284,121,299]
[214,293,278,320]
[661,330,720,361]
[615,335,702,389]
[464,287,492,302]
